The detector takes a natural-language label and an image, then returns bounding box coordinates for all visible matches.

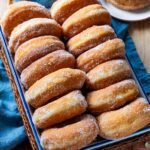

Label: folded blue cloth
[1,1,150,150]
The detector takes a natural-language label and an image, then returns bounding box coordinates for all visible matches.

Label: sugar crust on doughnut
[1,1,51,37]
[25,68,86,108]
[21,50,75,89]
[67,25,116,57]
[87,79,139,114]
[33,90,87,129]
[77,38,125,72]
[15,36,65,72]
[51,0,99,24]
[97,98,150,139]
[86,59,132,90]
[9,18,62,53]
[41,114,99,150]
[62,4,111,39]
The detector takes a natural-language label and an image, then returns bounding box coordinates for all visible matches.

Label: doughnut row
[50,0,150,143]
[2,1,100,150]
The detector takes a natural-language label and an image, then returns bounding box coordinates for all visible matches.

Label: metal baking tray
[0,26,150,150]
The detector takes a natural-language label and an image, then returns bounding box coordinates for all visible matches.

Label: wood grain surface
[0,0,150,150]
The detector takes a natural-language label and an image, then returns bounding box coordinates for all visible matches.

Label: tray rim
[0,26,150,150]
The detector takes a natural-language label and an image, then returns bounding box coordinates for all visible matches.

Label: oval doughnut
[107,0,150,10]
[15,36,65,73]
[97,98,150,139]
[67,25,116,57]
[77,38,125,72]
[41,114,99,150]
[87,79,139,114]
[21,50,75,89]
[9,18,62,53]
[1,1,51,38]
[86,59,132,90]
[62,4,111,39]
[51,0,99,24]
[33,90,87,129]
[25,68,86,108]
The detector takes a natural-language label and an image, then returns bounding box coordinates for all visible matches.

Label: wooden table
[0,1,150,150]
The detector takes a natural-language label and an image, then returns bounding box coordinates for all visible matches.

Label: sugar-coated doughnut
[21,50,75,89]
[41,114,99,150]
[87,79,139,114]
[33,90,87,129]
[67,25,116,57]
[15,36,65,73]
[107,0,150,10]
[25,68,86,108]
[62,4,111,39]
[77,38,125,72]
[97,98,150,139]
[1,1,51,38]
[51,0,99,24]
[86,59,132,90]
[9,18,62,53]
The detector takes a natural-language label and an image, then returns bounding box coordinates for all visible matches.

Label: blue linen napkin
[0,1,150,150]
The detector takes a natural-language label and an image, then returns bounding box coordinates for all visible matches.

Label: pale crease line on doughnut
[51,0,99,24]
[9,18,62,53]
[1,1,51,37]
[97,97,150,140]
[25,68,86,108]
[86,59,132,90]
[87,79,139,114]
[106,0,150,10]
[21,50,76,89]
[62,4,111,39]
[14,35,65,73]
[32,90,87,129]
[67,25,117,57]
[41,114,99,150]
[76,38,125,72]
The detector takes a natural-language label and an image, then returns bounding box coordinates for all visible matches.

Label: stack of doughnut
[1,0,150,150]
[51,0,150,142]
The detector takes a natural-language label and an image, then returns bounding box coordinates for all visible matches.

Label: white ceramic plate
[99,0,150,21]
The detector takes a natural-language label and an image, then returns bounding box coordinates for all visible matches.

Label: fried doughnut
[86,59,132,90]
[67,25,116,57]
[33,90,87,129]
[9,18,62,53]
[25,68,86,108]
[21,50,75,89]
[15,36,65,73]
[97,98,150,139]
[41,114,99,150]
[77,38,125,72]
[1,1,51,38]
[87,79,139,114]
[51,0,99,24]
[107,0,150,10]
[62,4,111,39]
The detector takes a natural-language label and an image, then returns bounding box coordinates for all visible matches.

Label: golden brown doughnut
[77,38,125,72]
[86,59,132,90]
[21,50,75,89]
[107,0,150,10]
[9,18,62,53]
[1,1,51,38]
[97,98,150,140]
[33,90,87,129]
[15,36,65,73]
[62,4,111,39]
[67,25,116,57]
[51,0,99,24]
[25,68,86,108]
[41,114,99,150]
[87,79,139,114]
